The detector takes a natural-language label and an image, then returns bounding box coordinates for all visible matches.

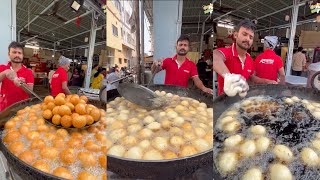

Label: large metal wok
[212,84,320,179]
[0,97,105,180]
[104,85,214,180]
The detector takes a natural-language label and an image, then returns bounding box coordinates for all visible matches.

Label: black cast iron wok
[0,97,105,180]
[104,85,214,180]
[212,84,320,179]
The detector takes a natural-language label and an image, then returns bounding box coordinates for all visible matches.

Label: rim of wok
[105,84,214,162]
[212,84,320,179]
[0,97,106,180]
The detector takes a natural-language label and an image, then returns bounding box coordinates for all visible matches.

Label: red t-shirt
[254,49,283,81]
[0,62,34,112]
[162,55,198,87]
[51,67,68,96]
[217,43,254,95]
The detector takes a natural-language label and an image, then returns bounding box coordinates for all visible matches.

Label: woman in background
[90,68,104,89]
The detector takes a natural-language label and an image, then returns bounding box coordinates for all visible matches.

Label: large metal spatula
[117,83,165,109]
[20,83,43,102]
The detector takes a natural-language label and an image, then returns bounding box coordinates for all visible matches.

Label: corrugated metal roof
[17,0,105,50]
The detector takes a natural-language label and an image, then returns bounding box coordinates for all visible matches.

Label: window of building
[113,0,121,12]
[112,24,118,37]
[124,59,127,64]
[119,58,122,64]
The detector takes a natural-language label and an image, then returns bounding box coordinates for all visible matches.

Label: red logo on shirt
[52,74,59,78]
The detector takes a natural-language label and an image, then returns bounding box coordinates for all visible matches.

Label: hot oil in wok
[213,96,320,180]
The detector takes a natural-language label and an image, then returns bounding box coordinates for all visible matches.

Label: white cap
[264,36,278,49]
[59,56,71,66]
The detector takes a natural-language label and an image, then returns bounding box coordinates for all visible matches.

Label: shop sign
[310,3,320,14]
[203,3,213,14]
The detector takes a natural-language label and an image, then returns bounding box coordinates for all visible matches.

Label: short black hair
[298,47,303,52]
[177,35,190,44]
[8,41,24,52]
[234,19,256,32]
[92,64,99,69]
[102,68,106,71]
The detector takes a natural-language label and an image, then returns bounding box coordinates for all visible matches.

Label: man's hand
[223,73,249,97]
[151,58,164,74]
[266,80,278,84]
[4,69,17,80]
[13,77,24,87]
[201,87,213,94]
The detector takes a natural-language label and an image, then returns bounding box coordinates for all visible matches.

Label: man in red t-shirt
[254,36,285,84]
[151,35,212,94]
[51,56,72,96]
[0,41,34,112]
[212,19,272,97]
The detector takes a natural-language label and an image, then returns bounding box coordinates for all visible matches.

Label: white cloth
[264,36,278,49]
[223,73,249,97]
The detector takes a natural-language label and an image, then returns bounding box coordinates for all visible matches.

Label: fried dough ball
[53,167,73,180]
[300,147,319,167]
[77,171,97,180]
[124,146,143,159]
[72,115,87,128]
[181,145,198,157]
[250,125,266,136]
[269,164,292,180]
[70,95,80,105]
[143,149,163,160]
[65,102,75,111]
[37,124,49,132]
[90,108,101,122]
[44,95,54,104]
[30,139,46,150]
[19,126,29,135]
[110,121,125,130]
[58,105,72,116]
[8,141,25,155]
[164,151,178,159]
[255,137,271,153]
[52,106,60,115]
[19,151,35,164]
[147,122,161,131]
[54,96,66,106]
[138,128,153,138]
[71,132,83,140]
[128,124,142,133]
[224,134,243,149]
[60,148,76,165]
[152,137,168,151]
[5,120,16,129]
[67,138,82,148]
[121,136,137,147]
[108,145,126,157]
[273,144,293,163]
[40,147,59,160]
[183,131,197,141]
[195,127,206,137]
[193,139,210,152]
[44,132,56,141]
[33,160,50,173]
[139,140,151,149]
[78,152,97,167]
[218,152,238,174]
[95,133,107,144]
[242,168,263,180]
[75,103,87,115]
[47,102,56,111]
[42,109,53,119]
[223,121,241,134]
[85,115,94,125]
[240,140,256,157]
[53,136,65,149]
[170,136,185,147]
[61,115,72,128]
[56,129,69,138]
[84,141,101,152]
[144,116,155,124]
[99,155,106,168]
[26,131,40,141]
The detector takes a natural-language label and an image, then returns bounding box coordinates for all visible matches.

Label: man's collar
[172,54,190,61]
[232,43,251,58]
[6,61,26,69]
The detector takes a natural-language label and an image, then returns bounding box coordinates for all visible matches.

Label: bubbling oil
[214,96,320,180]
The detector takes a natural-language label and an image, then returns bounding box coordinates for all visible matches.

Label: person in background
[254,36,285,85]
[292,47,306,76]
[51,56,72,96]
[101,68,107,78]
[69,68,82,87]
[48,67,55,85]
[196,57,208,86]
[90,64,99,85]
[0,41,34,112]
[106,67,120,88]
[91,68,104,89]
[151,35,213,94]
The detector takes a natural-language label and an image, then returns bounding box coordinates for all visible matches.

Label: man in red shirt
[51,56,72,96]
[0,41,34,112]
[151,35,212,94]
[213,19,271,97]
[254,36,285,84]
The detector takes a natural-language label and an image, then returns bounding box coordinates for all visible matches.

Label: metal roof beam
[56,25,105,42]
[57,41,106,51]
[256,18,315,32]
[22,10,93,43]
[256,1,287,23]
